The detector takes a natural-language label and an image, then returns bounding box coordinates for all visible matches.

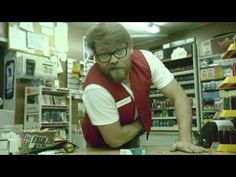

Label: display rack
[150,42,200,132]
[218,76,236,118]
[210,76,236,152]
[24,86,72,141]
[198,54,236,125]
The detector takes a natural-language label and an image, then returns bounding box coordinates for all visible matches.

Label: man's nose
[109,54,119,64]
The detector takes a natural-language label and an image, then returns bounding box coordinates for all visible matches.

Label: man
[81,22,207,153]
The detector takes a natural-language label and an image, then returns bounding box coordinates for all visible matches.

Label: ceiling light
[146,23,160,33]
[120,22,160,34]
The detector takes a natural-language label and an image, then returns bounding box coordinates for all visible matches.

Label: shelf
[150,83,196,90]
[41,122,69,127]
[25,113,40,115]
[149,94,165,98]
[161,55,192,63]
[152,106,196,110]
[24,86,72,141]
[217,76,236,89]
[42,89,69,95]
[215,144,236,152]
[202,89,219,92]
[172,69,194,76]
[198,54,220,60]
[150,89,195,98]
[220,110,236,118]
[203,109,216,113]
[150,42,200,133]
[42,105,69,110]
[151,126,198,131]
[152,107,175,110]
[151,127,178,131]
[202,97,221,101]
[201,78,224,82]
[152,117,176,120]
[152,116,197,120]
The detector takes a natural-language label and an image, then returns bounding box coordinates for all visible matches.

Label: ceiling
[70,22,210,45]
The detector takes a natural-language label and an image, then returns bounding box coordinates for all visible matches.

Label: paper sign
[27,32,48,51]
[41,26,54,36]
[39,22,54,28]
[9,26,27,51]
[19,22,34,32]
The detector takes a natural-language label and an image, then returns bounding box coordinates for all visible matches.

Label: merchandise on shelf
[150,41,200,131]
[24,86,72,141]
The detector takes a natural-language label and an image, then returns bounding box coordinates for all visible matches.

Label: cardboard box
[199,33,235,57]
[200,65,224,81]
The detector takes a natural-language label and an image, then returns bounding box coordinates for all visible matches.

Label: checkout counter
[69,146,236,155]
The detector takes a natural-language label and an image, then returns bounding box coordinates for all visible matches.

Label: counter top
[71,146,236,155]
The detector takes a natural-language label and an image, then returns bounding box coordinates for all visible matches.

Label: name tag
[116,96,132,108]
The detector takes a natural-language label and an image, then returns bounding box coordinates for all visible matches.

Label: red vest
[81,50,152,148]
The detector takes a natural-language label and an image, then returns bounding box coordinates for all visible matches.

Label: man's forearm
[109,119,143,148]
[115,119,143,147]
[174,95,192,142]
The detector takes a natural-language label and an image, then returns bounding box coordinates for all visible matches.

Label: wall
[0,22,88,125]
[135,22,236,51]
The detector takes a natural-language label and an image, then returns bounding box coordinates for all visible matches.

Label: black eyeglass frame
[94,47,128,63]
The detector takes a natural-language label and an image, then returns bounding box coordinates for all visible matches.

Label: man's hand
[170,141,208,153]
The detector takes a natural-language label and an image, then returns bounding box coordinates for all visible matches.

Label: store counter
[70,146,236,155]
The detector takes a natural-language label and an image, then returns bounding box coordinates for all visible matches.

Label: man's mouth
[110,67,123,70]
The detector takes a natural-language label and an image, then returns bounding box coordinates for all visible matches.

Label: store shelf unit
[150,42,201,132]
[198,54,236,125]
[218,76,236,118]
[24,86,72,141]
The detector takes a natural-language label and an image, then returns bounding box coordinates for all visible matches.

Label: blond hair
[86,22,133,53]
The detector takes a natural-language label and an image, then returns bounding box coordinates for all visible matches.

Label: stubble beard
[109,68,128,83]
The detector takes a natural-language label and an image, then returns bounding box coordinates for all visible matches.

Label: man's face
[94,44,132,83]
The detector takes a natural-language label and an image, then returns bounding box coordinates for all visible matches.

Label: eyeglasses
[95,47,128,63]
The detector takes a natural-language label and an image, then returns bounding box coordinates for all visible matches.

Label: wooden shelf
[220,110,236,118]
[218,76,236,89]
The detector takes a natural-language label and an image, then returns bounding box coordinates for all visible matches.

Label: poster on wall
[5,60,15,99]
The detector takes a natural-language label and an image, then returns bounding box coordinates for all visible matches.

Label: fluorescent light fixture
[120,22,160,34]
[146,23,160,33]
[153,22,167,26]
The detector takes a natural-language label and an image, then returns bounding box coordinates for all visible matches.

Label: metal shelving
[24,86,72,141]
[150,42,200,132]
